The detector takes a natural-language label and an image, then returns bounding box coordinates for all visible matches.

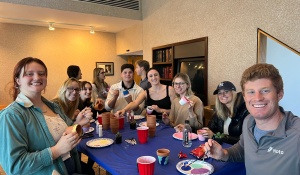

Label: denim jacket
[0,93,81,175]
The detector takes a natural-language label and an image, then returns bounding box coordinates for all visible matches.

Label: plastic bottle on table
[98,125,103,137]
[96,121,99,134]
[182,120,192,147]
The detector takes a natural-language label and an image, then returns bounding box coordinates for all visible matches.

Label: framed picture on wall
[96,62,114,76]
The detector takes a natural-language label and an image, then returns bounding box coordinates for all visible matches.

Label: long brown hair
[93,68,109,90]
[10,57,48,100]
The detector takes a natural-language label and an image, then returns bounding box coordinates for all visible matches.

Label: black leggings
[64,157,76,175]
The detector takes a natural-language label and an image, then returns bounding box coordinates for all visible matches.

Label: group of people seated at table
[0,56,299,175]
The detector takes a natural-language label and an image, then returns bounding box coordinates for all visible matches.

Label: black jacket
[208,92,249,144]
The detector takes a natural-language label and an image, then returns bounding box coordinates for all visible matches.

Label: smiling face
[65,81,80,102]
[243,78,283,120]
[80,83,92,101]
[173,77,188,96]
[121,68,134,83]
[217,90,233,107]
[16,62,47,96]
[147,69,160,85]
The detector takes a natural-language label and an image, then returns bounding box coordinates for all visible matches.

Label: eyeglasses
[99,72,105,75]
[67,87,80,93]
[217,90,230,96]
[172,82,186,87]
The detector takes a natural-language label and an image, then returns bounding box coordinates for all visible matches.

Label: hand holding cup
[55,125,82,156]
[94,98,104,110]
[179,96,189,105]
[146,106,153,115]
[197,129,206,141]
[112,89,119,97]
[65,124,83,136]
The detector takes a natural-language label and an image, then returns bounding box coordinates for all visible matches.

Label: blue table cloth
[77,120,245,175]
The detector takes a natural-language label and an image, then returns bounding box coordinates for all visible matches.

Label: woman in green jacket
[0,57,90,175]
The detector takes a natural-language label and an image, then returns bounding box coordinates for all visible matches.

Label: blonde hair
[215,91,237,120]
[172,73,194,97]
[52,78,80,120]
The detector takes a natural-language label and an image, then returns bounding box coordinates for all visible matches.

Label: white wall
[266,38,300,116]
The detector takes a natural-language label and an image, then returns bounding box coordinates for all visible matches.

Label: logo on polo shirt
[267,147,284,155]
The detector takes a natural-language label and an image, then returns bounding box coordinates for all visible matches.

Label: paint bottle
[98,125,103,137]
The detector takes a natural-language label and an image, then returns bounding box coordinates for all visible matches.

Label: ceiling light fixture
[49,22,55,31]
[0,17,99,33]
[90,26,95,34]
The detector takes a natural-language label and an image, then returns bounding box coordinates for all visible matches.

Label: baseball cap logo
[218,82,224,87]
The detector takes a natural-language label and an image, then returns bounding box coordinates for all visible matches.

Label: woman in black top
[78,81,105,120]
[115,68,176,119]
[146,84,172,118]
[201,81,249,144]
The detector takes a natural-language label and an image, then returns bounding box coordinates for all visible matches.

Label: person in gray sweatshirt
[204,63,300,175]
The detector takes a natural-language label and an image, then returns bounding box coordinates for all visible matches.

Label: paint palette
[176,159,214,175]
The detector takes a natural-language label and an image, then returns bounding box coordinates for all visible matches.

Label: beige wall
[0,23,126,105]
[1,1,300,106]
[141,0,300,104]
[116,22,143,55]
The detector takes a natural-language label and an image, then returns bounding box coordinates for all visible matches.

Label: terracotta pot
[156,148,170,165]
[102,112,111,130]
[65,124,83,136]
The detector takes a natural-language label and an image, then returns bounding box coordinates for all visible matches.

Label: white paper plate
[134,115,145,120]
[84,127,94,133]
[176,159,214,175]
[139,121,159,127]
[172,132,198,140]
[86,138,114,148]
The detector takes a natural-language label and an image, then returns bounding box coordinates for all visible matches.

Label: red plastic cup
[137,156,156,175]
[118,116,124,129]
[97,115,102,125]
[137,126,149,144]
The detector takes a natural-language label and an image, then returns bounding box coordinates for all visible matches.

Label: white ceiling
[0,2,142,33]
